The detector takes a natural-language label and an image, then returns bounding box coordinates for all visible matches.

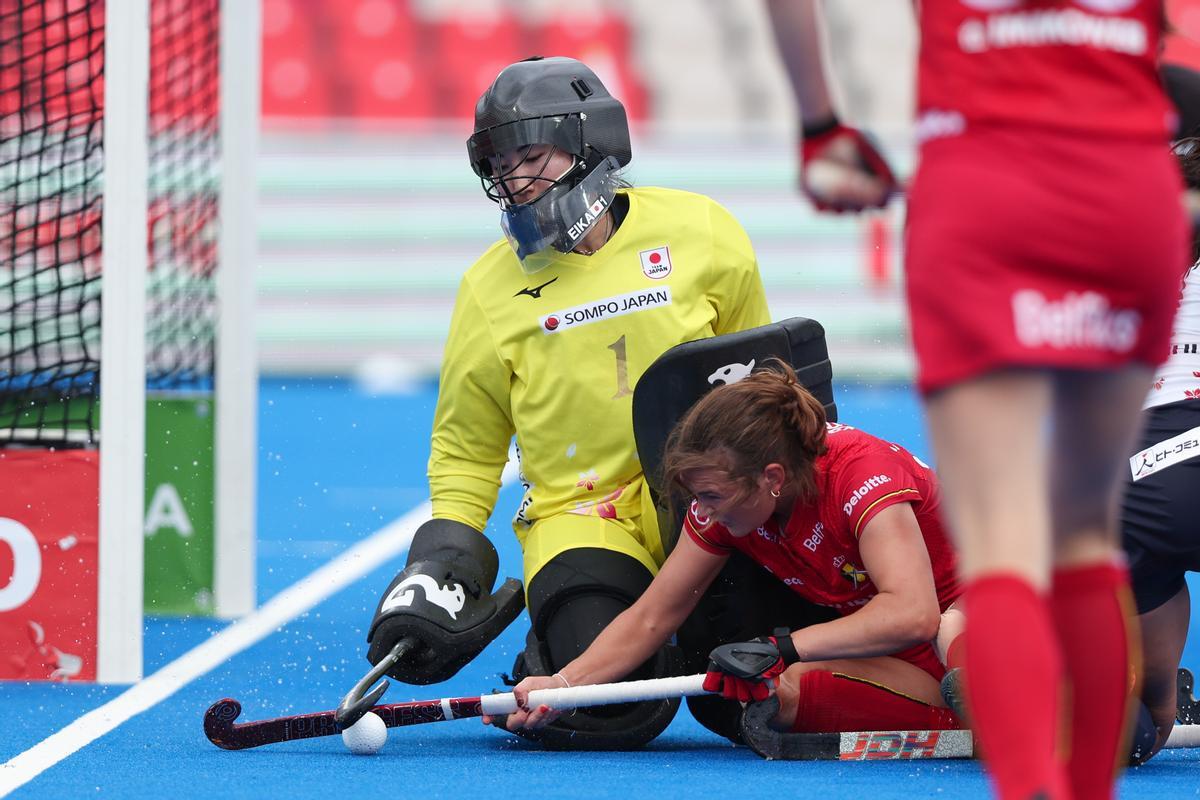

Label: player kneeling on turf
[496,362,965,737]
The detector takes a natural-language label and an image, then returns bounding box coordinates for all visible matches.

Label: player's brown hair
[1177,137,1200,189]
[662,360,828,511]
[1175,137,1200,260]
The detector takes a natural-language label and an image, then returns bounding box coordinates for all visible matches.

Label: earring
[770,488,781,498]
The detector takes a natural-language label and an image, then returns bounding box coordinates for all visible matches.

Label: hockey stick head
[204,698,245,750]
[335,637,413,727]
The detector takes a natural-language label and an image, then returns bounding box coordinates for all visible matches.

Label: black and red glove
[799,115,898,213]
[703,629,802,703]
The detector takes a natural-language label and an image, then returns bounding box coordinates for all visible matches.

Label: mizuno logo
[380,575,466,619]
[515,277,558,299]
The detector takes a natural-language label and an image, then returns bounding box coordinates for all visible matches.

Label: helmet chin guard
[500,156,622,274]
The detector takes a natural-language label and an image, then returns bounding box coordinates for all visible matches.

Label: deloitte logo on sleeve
[842,474,892,516]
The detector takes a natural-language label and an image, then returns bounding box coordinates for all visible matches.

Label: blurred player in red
[497,364,965,737]
[765,2,1189,798]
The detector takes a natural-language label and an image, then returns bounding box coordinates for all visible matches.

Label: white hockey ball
[341,711,387,755]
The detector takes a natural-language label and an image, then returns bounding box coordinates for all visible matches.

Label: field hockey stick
[207,666,1200,756]
[204,673,709,750]
[745,666,1200,760]
[740,723,1200,762]
[205,682,1200,758]
[334,637,412,727]
[738,694,1200,761]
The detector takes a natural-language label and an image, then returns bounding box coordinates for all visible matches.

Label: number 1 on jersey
[607,335,632,398]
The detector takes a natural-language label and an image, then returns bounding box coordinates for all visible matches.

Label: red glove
[703,631,801,703]
[799,115,898,213]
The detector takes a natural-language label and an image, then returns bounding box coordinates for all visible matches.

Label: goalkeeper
[363,56,786,750]
[498,364,964,737]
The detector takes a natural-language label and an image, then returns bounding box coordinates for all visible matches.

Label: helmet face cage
[478,144,582,208]
[467,115,588,205]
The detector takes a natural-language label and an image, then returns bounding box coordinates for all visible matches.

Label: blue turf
[3,379,1198,799]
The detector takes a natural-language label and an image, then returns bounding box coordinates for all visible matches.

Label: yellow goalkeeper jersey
[429,186,770,537]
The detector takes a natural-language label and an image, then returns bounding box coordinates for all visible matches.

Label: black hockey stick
[206,694,486,750]
[205,669,1200,756]
[204,673,708,750]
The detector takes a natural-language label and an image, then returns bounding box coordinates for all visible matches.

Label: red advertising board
[0,450,99,682]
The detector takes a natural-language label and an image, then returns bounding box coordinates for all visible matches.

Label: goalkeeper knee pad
[506,547,682,750]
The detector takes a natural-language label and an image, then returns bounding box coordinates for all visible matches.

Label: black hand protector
[366,519,524,685]
[708,639,788,680]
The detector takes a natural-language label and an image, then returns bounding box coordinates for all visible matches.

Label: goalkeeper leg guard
[506,547,681,750]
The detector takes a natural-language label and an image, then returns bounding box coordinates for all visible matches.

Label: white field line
[0,459,519,797]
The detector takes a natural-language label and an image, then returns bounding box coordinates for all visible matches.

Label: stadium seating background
[253,0,917,381]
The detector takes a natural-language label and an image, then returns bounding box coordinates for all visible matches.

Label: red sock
[963,574,1068,800]
[790,670,960,733]
[1050,562,1136,800]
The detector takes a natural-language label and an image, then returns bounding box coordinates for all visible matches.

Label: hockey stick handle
[1166,722,1200,749]
[480,673,707,716]
[205,673,709,750]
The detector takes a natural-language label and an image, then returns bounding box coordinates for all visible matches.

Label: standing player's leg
[925,369,1068,800]
[1123,397,1200,762]
[1133,585,1191,761]
[1048,365,1155,800]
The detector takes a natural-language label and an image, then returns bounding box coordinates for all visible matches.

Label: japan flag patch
[639,246,672,279]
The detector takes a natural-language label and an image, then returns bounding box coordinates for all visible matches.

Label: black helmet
[466,57,631,273]
[468,56,631,177]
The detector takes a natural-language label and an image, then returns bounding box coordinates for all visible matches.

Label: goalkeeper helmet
[466,56,631,273]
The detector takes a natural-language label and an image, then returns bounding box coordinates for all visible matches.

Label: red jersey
[916,0,1174,140]
[683,425,962,616]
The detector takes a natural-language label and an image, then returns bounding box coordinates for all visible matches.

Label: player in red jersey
[765,2,1189,798]
[489,364,964,735]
